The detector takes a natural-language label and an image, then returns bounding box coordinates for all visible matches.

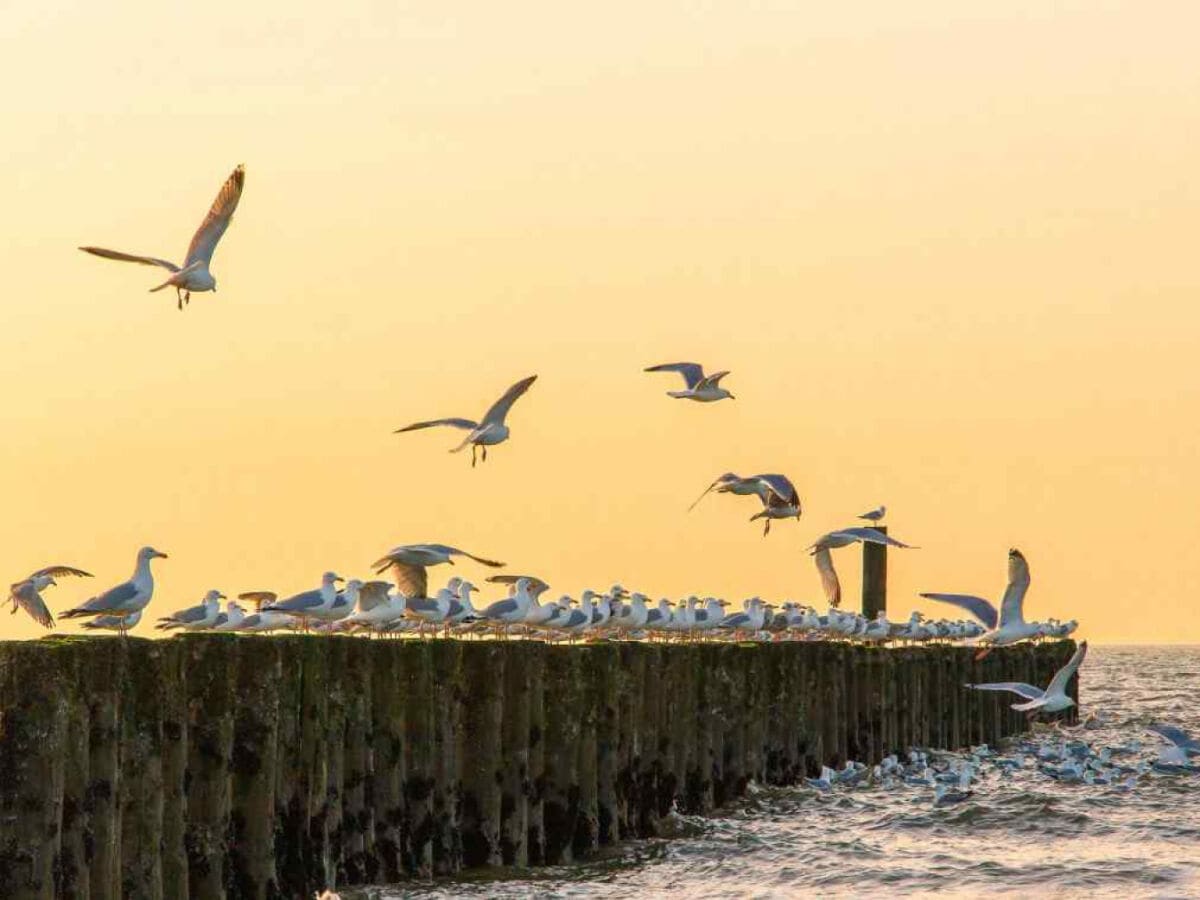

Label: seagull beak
[155,551,169,559]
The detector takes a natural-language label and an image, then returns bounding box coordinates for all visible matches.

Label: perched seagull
[340,581,405,629]
[79,165,245,310]
[487,574,554,626]
[8,564,93,628]
[809,527,917,552]
[813,546,841,608]
[921,548,1042,658]
[81,609,142,634]
[212,601,247,632]
[155,589,224,631]
[61,546,167,623]
[393,375,538,467]
[262,572,344,624]
[858,505,886,524]
[747,474,802,535]
[372,543,505,600]
[236,607,297,633]
[643,362,734,402]
[966,641,1087,718]
[482,577,533,632]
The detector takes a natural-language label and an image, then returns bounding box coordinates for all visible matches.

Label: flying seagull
[808,527,917,553]
[8,564,93,628]
[394,374,537,466]
[643,362,735,402]
[372,543,505,600]
[80,164,245,310]
[747,474,802,535]
[921,548,1042,658]
[60,546,167,623]
[965,641,1087,718]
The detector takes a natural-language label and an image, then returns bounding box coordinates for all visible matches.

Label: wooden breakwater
[0,636,1078,899]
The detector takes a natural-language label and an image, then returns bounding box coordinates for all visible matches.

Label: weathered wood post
[862,526,888,619]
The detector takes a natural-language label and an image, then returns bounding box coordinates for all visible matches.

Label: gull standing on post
[966,641,1087,719]
[60,546,167,625]
[8,564,93,628]
[81,610,143,635]
[80,165,245,310]
[393,375,538,467]
[643,362,735,402]
[858,505,886,525]
[155,589,224,631]
[921,548,1043,658]
[262,572,344,627]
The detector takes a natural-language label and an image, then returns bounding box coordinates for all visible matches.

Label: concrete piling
[0,637,1078,898]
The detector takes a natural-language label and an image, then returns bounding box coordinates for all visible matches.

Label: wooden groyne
[0,636,1078,899]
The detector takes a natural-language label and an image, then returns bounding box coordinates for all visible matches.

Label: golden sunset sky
[2,2,1196,642]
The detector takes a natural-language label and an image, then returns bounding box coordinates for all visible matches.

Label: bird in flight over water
[80,164,245,310]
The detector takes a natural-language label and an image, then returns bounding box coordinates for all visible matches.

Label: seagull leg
[482,446,488,463]
[974,646,993,662]
[471,445,477,468]
[762,520,771,537]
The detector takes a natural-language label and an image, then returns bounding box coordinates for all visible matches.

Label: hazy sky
[2,2,1197,642]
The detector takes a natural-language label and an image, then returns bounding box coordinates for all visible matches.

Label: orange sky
[2,1,1197,642]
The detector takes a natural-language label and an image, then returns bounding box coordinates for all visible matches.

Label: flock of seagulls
[29,164,1090,729]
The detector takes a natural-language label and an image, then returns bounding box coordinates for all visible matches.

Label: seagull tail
[449,434,474,454]
[149,260,203,292]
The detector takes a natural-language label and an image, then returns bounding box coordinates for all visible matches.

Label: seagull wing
[814,547,841,607]
[423,545,506,568]
[375,560,428,599]
[998,549,1031,627]
[965,682,1045,701]
[484,598,519,619]
[237,591,278,604]
[833,527,916,549]
[266,589,324,612]
[10,582,53,628]
[687,473,741,512]
[919,593,998,630]
[63,580,139,616]
[184,164,245,267]
[486,574,549,593]
[394,417,478,434]
[753,474,799,507]
[481,374,538,426]
[357,581,392,611]
[1045,641,1087,696]
[28,565,93,580]
[698,370,731,388]
[644,362,705,389]
[1147,723,1200,749]
[79,247,180,271]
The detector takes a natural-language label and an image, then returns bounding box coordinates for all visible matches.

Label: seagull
[262,572,344,625]
[339,581,405,629]
[79,165,245,310]
[747,474,802,535]
[486,574,554,626]
[393,375,538,467]
[8,564,93,628]
[60,546,167,623]
[921,548,1043,658]
[482,577,533,633]
[965,641,1087,719]
[643,362,734,402]
[212,601,247,632]
[808,526,917,553]
[813,546,841,608]
[155,589,224,631]
[1146,724,1200,758]
[81,609,142,635]
[858,505,886,524]
[372,543,505,600]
